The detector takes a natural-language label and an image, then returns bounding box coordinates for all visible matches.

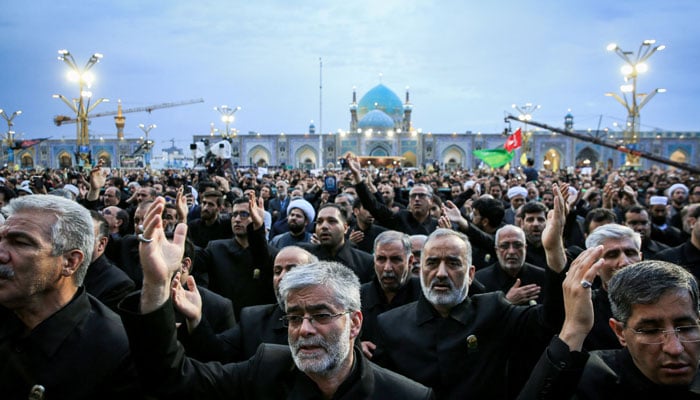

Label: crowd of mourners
[1,153,700,399]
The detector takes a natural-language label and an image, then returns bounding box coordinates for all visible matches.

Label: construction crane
[53,98,204,126]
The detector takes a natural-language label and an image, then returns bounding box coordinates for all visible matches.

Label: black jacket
[475,261,546,304]
[360,277,423,344]
[299,241,375,283]
[182,303,286,363]
[517,335,700,399]
[120,296,433,399]
[374,268,564,399]
[84,253,135,312]
[0,288,141,399]
[355,182,439,235]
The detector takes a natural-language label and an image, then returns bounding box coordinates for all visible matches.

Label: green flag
[472,148,514,168]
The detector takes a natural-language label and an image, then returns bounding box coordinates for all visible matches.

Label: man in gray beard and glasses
[119,197,431,399]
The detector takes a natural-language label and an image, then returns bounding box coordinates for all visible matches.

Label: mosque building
[12,83,699,172]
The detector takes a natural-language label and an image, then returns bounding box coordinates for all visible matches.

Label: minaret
[564,110,574,132]
[349,86,358,133]
[403,87,413,134]
[114,100,125,140]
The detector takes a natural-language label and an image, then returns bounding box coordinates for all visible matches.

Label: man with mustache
[373,186,569,399]
[119,201,432,399]
[0,195,141,399]
[359,231,422,358]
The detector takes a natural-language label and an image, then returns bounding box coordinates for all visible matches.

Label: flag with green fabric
[472,148,514,168]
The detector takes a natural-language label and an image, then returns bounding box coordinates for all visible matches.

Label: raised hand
[559,245,604,351]
[139,197,188,313]
[542,183,567,273]
[171,273,203,333]
[249,191,265,230]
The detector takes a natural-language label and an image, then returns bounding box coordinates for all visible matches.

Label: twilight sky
[1,0,698,154]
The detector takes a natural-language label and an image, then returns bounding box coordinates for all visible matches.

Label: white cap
[507,186,527,199]
[649,196,668,206]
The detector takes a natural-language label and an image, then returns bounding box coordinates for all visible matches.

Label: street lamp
[54,49,108,167]
[214,105,241,138]
[511,102,541,163]
[0,109,22,165]
[138,123,157,167]
[605,40,665,166]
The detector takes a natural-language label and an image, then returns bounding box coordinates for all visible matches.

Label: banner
[473,148,514,168]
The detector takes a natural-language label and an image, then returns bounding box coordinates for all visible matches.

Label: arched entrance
[543,148,562,172]
[20,153,34,169]
[575,147,599,167]
[441,145,465,171]
[96,151,112,167]
[369,146,390,157]
[248,145,271,167]
[58,151,73,168]
[295,145,317,169]
[670,149,688,163]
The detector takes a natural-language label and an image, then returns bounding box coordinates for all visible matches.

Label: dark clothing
[475,262,546,304]
[84,253,135,312]
[349,223,388,254]
[461,222,498,270]
[107,234,144,289]
[360,277,423,344]
[583,288,621,351]
[183,303,286,363]
[119,296,433,399]
[525,242,548,269]
[355,182,439,235]
[654,240,700,280]
[196,224,276,319]
[187,216,233,248]
[299,241,375,283]
[517,335,700,399]
[0,288,141,399]
[641,238,670,261]
[268,195,290,223]
[197,286,237,334]
[651,224,686,247]
[374,268,564,399]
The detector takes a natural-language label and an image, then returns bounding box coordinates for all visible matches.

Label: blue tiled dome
[358,84,403,122]
[358,109,395,130]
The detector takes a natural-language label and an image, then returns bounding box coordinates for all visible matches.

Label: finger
[512,278,521,288]
[186,275,198,293]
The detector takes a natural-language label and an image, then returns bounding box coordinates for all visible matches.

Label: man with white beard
[373,228,566,399]
[118,197,431,399]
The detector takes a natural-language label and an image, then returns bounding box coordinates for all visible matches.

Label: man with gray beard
[374,227,566,399]
[119,196,432,399]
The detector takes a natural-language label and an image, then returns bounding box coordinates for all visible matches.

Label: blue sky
[1,1,698,154]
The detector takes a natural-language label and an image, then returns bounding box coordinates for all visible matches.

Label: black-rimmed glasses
[280,311,350,328]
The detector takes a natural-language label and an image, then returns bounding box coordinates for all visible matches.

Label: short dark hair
[520,202,547,218]
[472,197,505,227]
[584,208,617,234]
[318,203,347,224]
[202,190,224,207]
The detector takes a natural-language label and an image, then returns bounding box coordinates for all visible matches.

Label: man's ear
[349,310,363,340]
[181,257,192,275]
[609,318,627,347]
[62,250,85,278]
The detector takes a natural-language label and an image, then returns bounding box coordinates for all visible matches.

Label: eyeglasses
[497,241,525,250]
[632,325,700,344]
[409,192,431,199]
[280,311,350,328]
[231,211,251,218]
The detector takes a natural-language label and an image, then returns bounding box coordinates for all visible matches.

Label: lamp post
[511,102,541,164]
[214,105,240,139]
[138,123,157,167]
[0,109,22,166]
[54,49,108,167]
[605,40,665,167]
